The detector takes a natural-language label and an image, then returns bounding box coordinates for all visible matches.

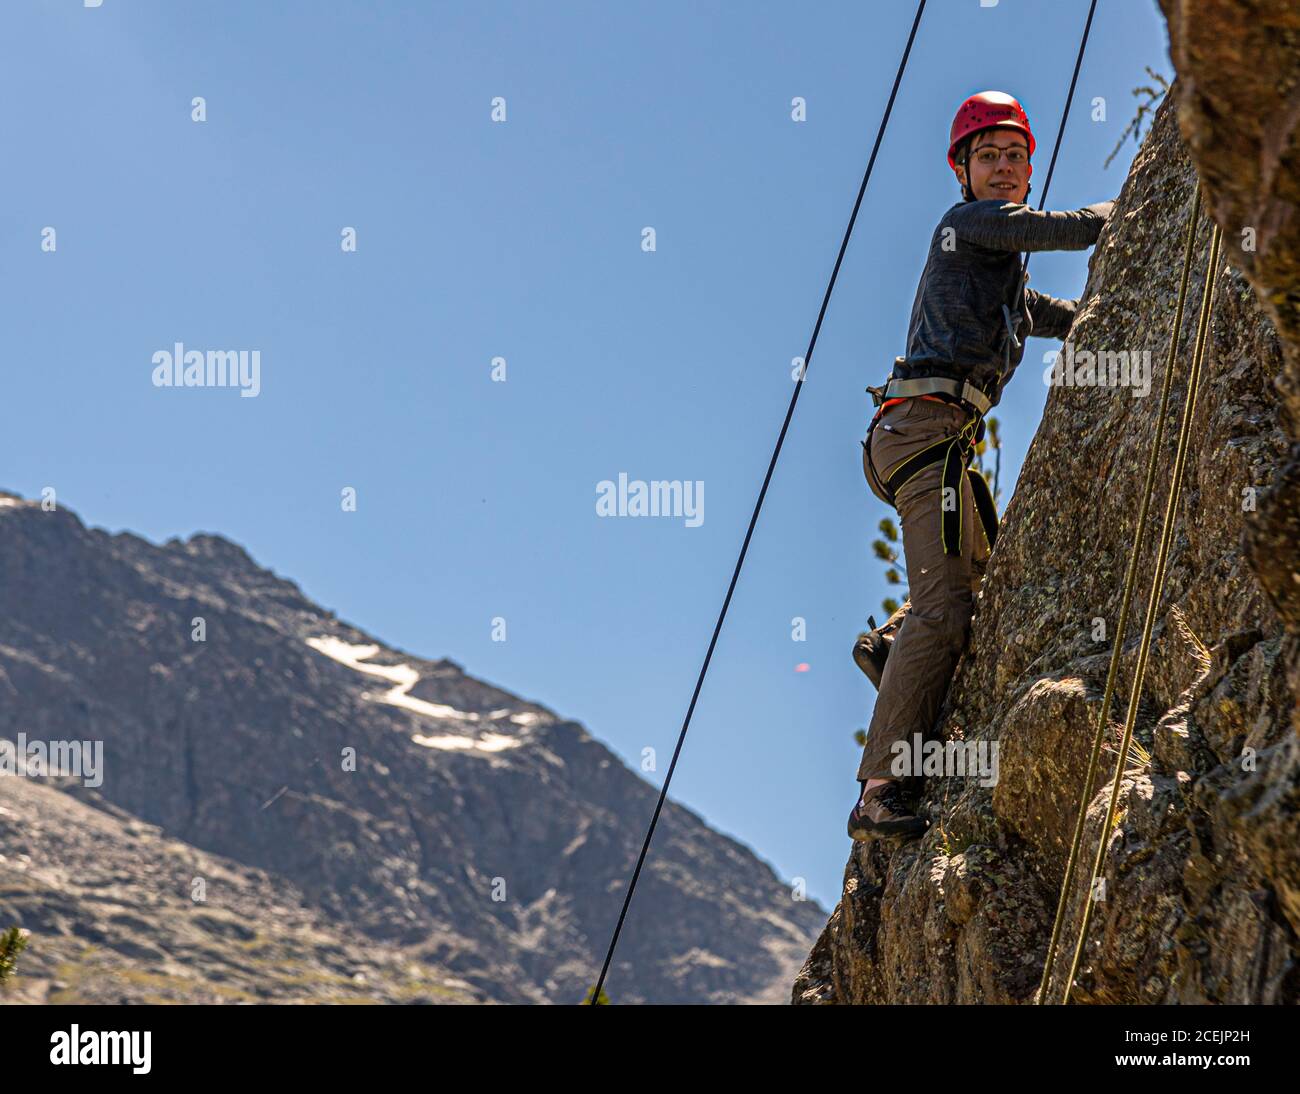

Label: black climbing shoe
[852,624,889,690]
[847,781,928,841]
[852,604,910,691]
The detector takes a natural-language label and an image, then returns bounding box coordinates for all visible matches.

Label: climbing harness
[586,0,930,1003]
[1036,191,1224,1005]
[871,372,996,416]
[863,361,997,559]
[864,403,998,557]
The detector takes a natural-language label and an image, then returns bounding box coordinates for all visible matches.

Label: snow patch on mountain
[306,635,477,721]
[306,636,534,755]
[411,732,520,752]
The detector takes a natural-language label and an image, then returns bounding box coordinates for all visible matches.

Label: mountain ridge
[0,490,824,1004]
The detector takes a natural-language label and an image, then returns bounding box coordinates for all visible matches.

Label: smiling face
[955,126,1031,203]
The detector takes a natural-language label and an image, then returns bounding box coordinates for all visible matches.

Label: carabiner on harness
[1000,301,1023,370]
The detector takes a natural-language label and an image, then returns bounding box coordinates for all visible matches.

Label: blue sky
[2,0,1169,909]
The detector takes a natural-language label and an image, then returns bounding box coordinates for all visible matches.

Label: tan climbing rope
[1060,221,1224,1001]
[1037,188,1224,1004]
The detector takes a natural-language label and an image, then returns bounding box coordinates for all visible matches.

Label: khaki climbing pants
[857,398,991,782]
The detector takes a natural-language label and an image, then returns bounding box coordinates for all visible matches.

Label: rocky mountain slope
[0,774,478,1004]
[794,90,1300,1004]
[0,494,824,1004]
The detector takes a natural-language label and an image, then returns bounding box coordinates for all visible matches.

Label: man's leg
[855,405,985,787]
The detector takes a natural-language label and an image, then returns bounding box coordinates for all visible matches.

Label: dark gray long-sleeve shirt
[893,198,1113,405]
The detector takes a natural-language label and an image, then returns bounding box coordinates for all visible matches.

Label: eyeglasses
[969,144,1029,167]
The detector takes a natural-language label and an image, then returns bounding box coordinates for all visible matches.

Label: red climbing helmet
[947,90,1036,168]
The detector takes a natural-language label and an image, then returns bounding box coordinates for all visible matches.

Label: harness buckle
[1001,303,1023,351]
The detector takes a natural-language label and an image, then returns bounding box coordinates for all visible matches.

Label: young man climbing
[847,91,1113,841]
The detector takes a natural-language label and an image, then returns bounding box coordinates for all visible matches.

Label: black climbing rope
[1000,0,1099,388]
[587,0,929,1003]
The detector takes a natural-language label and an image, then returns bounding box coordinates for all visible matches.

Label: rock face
[1161,0,1300,760]
[793,92,1300,1004]
[0,495,824,1005]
